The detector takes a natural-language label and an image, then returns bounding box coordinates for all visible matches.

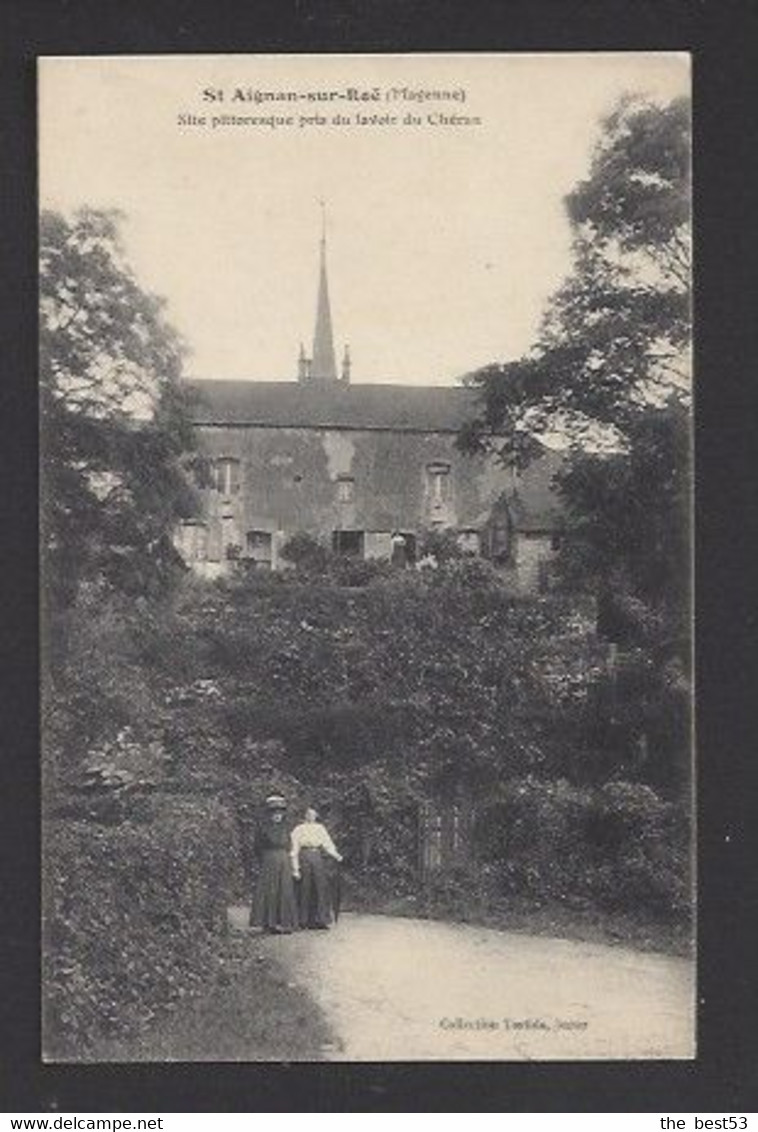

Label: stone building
[176,229,563,590]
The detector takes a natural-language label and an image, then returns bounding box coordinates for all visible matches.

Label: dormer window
[426,462,451,505]
[213,457,241,496]
[336,474,355,504]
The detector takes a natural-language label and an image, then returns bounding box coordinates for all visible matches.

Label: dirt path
[265,912,695,1060]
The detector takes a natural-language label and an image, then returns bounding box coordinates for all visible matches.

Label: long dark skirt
[252,849,298,931]
[297,848,333,928]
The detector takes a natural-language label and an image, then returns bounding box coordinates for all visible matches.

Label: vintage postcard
[39,52,693,1062]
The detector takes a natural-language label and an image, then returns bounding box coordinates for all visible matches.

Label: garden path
[264,912,695,1060]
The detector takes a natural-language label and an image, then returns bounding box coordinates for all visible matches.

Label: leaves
[460,99,692,787]
[79,728,168,795]
[462,94,691,447]
[43,797,244,1057]
[40,207,198,613]
[44,566,692,1056]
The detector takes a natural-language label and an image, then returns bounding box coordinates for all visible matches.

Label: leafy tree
[460,96,691,614]
[459,97,692,785]
[40,208,198,613]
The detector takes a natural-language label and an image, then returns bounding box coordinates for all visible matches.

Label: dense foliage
[459,98,692,819]
[40,210,214,1057]
[42,168,693,1056]
[461,97,691,615]
[462,97,690,452]
[43,796,243,1058]
[44,563,692,1053]
[40,208,198,615]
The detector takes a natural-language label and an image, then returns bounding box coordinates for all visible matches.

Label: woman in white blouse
[291,807,343,929]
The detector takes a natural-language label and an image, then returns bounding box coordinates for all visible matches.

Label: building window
[179,520,207,561]
[246,529,273,568]
[426,462,451,506]
[336,474,355,504]
[213,457,241,496]
[332,530,364,557]
[456,529,480,556]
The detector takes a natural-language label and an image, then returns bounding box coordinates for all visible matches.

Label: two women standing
[251,796,342,933]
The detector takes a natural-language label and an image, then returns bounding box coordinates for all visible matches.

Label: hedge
[43,794,243,1059]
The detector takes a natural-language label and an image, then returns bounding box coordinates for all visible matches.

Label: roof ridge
[185,377,481,431]
[186,378,471,391]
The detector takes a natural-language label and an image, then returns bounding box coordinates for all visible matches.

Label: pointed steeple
[310,202,338,382]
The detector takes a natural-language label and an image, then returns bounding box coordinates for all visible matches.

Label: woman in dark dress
[290,806,343,929]
[251,794,299,933]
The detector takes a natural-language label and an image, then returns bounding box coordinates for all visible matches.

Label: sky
[39,53,689,387]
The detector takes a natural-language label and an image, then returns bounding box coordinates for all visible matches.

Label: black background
[1,0,756,1113]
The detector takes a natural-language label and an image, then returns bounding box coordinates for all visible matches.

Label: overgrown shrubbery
[43,794,243,1059]
[278,532,396,587]
[473,776,691,918]
[44,558,691,1053]
[174,567,689,926]
[272,771,691,925]
[181,570,631,792]
[417,527,470,563]
[42,586,236,1055]
[43,582,209,785]
[278,531,331,573]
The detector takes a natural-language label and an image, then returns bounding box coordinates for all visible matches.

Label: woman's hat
[264,794,287,810]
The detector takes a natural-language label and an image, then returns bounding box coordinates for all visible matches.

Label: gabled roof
[186,379,483,433]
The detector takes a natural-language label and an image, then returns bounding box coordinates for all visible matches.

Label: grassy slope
[86,932,336,1063]
[366,893,693,957]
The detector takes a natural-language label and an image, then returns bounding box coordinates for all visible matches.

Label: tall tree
[461,96,691,615]
[40,208,198,612]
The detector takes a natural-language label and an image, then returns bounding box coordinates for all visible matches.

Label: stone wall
[513,532,556,593]
[175,423,561,591]
[185,424,514,566]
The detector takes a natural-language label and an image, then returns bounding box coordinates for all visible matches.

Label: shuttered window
[213,457,241,495]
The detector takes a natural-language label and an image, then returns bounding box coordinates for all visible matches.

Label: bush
[44,598,166,769]
[43,560,691,1061]
[415,863,496,922]
[473,776,691,919]
[279,532,396,588]
[430,556,506,591]
[417,528,468,563]
[43,585,212,789]
[43,795,244,1058]
[279,532,330,573]
[328,555,393,588]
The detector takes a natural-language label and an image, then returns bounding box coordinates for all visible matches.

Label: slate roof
[187,379,483,433]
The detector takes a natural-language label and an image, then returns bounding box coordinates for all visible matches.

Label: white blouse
[290,821,342,871]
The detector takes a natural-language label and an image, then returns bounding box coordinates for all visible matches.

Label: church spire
[310,201,338,382]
